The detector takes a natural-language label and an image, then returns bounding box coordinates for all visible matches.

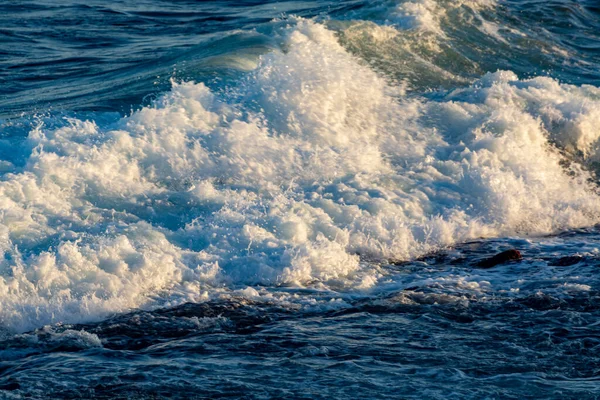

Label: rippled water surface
[1,0,600,398]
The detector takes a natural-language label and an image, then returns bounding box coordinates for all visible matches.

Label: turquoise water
[1,1,600,398]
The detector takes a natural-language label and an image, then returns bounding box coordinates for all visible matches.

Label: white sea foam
[387,0,497,35]
[334,0,501,91]
[1,18,600,332]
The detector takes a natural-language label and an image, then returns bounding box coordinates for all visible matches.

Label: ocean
[1,0,600,398]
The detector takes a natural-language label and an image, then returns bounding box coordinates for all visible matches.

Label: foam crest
[1,19,600,332]
[388,0,497,35]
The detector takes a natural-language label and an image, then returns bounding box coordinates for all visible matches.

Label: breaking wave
[2,14,600,332]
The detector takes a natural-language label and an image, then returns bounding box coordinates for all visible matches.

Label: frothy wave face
[388,0,496,35]
[2,18,600,332]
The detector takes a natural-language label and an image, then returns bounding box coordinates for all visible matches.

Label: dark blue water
[1,1,600,398]
[0,0,353,117]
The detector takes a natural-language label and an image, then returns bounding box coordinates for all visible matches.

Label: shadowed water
[2,230,600,399]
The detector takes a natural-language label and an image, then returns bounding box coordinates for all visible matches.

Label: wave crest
[1,19,600,332]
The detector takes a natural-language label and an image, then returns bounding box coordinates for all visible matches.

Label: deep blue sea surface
[1,0,600,398]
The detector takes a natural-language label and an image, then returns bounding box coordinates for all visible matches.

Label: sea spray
[1,19,600,333]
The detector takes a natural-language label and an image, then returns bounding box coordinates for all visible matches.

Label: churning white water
[1,18,600,333]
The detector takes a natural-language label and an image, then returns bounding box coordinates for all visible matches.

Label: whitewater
[1,0,600,398]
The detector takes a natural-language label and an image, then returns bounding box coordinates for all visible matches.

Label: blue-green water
[1,1,600,398]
